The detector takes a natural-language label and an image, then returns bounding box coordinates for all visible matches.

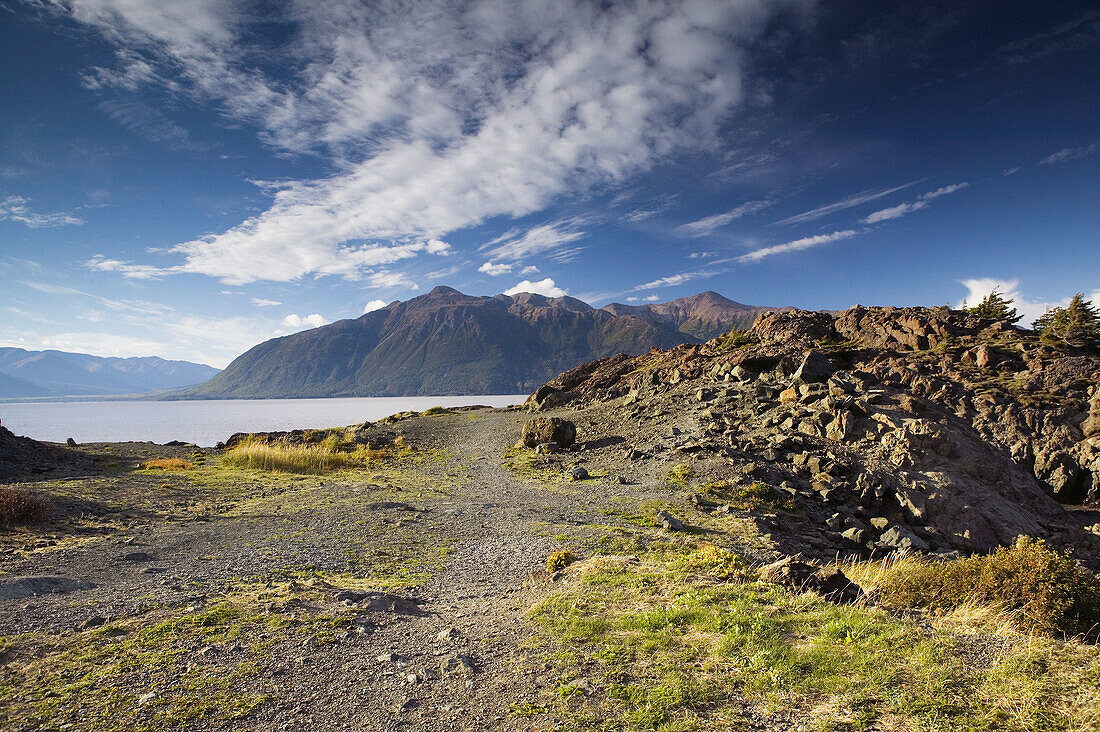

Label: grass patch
[702,480,794,512]
[527,536,1100,731]
[141,457,193,470]
[713,328,757,352]
[222,438,376,474]
[846,537,1100,639]
[421,405,453,416]
[663,464,694,489]
[0,487,51,525]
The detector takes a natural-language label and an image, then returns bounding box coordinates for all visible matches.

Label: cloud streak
[736,229,858,263]
[771,182,918,226]
[860,181,968,224]
[676,199,772,237]
[0,196,83,228]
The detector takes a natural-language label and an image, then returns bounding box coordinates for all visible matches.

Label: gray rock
[793,350,835,384]
[571,467,590,481]
[655,511,684,531]
[0,576,94,600]
[439,653,477,676]
[879,525,930,552]
[521,417,576,449]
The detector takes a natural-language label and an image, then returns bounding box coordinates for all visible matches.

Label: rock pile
[533,305,1100,565]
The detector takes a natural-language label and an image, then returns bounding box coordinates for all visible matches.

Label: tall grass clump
[850,537,1100,639]
[0,487,52,525]
[222,439,367,474]
[142,457,193,470]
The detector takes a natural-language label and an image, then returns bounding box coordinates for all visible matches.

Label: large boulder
[521,418,576,449]
[793,350,834,384]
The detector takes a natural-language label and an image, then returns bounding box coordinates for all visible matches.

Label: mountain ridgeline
[0,348,220,399]
[188,288,778,398]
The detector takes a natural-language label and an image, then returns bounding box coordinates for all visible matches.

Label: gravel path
[1,408,634,731]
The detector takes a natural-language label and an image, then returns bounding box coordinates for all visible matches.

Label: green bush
[878,537,1100,638]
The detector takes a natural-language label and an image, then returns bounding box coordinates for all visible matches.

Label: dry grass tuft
[845,538,1100,639]
[0,487,52,525]
[142,457,193,470]
[222,439,373,474]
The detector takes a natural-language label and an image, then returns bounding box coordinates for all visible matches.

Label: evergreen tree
[1033,294,1100,349]
[967,289,1022,323]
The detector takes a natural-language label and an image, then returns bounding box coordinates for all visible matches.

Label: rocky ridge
[532,305,1100,565]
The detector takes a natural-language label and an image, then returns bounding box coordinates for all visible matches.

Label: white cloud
[636,272,705,290]
[860,182,968,225]
[282,313,328,330]
[362,299,388,313]
[479,219,589,262]
[47,0,800,283]
[503,278,567,298]
[676,199,771,237]
[519,265,540,276]
[366,270,417,290]
[86,254,166,279]
[251,298,281,307]
[688,251,717,259]
[1039,141,1100,165]
[0,196,83,228]
[626,294,660,302]
[736,229,858,263]
[478,262,513,276]
[861,201,927,224]
[772,183,918,226]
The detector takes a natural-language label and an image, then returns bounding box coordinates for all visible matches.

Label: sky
[1,0,1098,368]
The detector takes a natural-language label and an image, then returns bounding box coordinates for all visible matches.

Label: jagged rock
[571,467,590,481]
[759,558,862,604]
[1083,389,1100,438]
[527,385,566,411]
[793,351,834,384]
[879,526,930,552]
[521,418,576,449]
[535,442,559,454]
[655,511,684,531]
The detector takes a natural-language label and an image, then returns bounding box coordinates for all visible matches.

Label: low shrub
[421,406,453,417]
[142,458,193,470]
[871,537,1100,639]
[0,487,51,525]
[547,548,579,573]
[714,328,756,352]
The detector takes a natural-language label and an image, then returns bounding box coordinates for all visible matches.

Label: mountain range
[0,348,221,399]
[186,288,779,398]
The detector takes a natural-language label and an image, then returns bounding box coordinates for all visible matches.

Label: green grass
[663,464,695,489]
[526,536,1100,731]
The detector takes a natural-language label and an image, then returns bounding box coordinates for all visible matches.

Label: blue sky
[1,0,1097,368]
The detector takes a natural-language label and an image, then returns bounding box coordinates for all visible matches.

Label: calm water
[0,396,525,447]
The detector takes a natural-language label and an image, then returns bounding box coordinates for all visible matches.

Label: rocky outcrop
[532,305,1100,564]
[0,424,96,482]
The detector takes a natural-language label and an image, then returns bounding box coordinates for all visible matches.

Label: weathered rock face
[760,558,862,604]
[521,418,576,449]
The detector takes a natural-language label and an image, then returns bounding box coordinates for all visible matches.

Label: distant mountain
[185,287,780,398]
[0,348,221,398]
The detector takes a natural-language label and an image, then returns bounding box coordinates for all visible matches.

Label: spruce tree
[1033,294,1100,349]
[967,289,1022,323]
